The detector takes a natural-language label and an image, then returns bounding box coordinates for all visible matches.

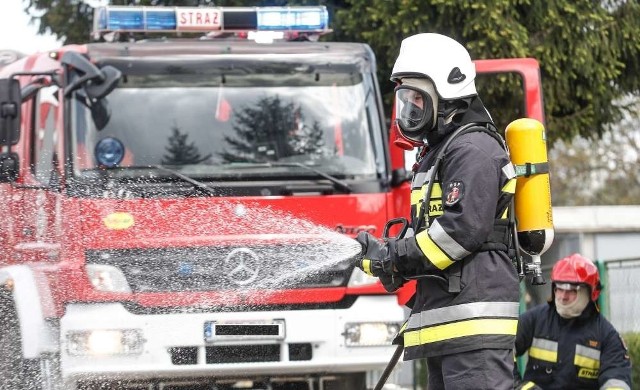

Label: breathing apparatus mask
[390,33,479,149]
[394,78,439,146]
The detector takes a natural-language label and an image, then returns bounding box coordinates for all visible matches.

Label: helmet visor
[554,283,580,291]
[394,85,433,143]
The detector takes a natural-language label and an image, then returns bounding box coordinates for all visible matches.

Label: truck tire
[0,291,60,390]
[324,373,367,390]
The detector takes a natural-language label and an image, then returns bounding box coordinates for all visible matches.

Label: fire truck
[0,5,546,390]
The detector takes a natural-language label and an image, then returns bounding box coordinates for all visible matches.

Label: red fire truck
[0,5,545,390]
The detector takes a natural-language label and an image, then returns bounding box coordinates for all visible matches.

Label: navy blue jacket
[515,302,631,390]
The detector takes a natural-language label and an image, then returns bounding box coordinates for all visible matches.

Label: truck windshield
[70,64,384,183]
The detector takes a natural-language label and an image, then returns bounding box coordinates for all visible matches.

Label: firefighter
[515,253,632,390]
[355,33,520,389]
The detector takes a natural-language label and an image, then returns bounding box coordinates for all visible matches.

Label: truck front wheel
[0,291,60,390]
[324,372,367,390]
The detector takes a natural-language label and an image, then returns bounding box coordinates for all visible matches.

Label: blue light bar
[93,6,330,37]
[257,8,328,31]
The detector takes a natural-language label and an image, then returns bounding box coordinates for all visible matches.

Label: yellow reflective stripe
[521,382,537,390]
[410,189,422,205]
[502,178,516,194]
[362,259,373,276]
[415,230,454,270]
[428,200,443,216]
[500,208,508,219]
[529,346,558,363]
[574,354,600,369]
[410,184,443,205]
[403,318,517,346]
[429,183,442,197]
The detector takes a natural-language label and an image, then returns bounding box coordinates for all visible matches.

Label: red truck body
[0,6,544,389]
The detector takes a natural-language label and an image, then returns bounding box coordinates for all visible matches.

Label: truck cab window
[71,66,382,184]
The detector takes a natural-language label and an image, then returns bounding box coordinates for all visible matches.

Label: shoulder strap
[414,123,496,230]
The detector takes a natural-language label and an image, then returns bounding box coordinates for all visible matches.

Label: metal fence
[598,257,640,333]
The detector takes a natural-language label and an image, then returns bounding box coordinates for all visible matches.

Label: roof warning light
[93,6,331,39]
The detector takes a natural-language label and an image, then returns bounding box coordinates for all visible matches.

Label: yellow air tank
[505,118,554,284]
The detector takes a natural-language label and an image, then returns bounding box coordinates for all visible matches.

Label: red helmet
[551,253,601,301]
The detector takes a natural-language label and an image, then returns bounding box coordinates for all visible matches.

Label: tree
[26,0,640,143]
[549,96,640,205]
[161,124,211,165]
[219,95,327,163]
[334,0,640,143]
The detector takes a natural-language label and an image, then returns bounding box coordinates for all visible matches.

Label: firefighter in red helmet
[515,254,632,390]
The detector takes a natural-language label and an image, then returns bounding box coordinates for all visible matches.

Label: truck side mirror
[86,66,121,101]
[0,78,21,145]
[0,152,19,182]
[61,52,121,100]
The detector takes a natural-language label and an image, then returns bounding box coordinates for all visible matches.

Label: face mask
[555,287,590,318]
[400,101,425,128]
[393,78,439,145]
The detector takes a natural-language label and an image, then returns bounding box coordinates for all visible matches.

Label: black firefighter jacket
[396,126,521,359]
[516,302,632,390]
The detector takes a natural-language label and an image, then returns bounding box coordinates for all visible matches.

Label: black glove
[354,232,405,292]
[378,273,406,293]
[354,231,393,276]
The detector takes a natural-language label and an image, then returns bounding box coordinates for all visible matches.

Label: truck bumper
[60,295,405,387]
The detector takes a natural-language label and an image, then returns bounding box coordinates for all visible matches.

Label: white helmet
[391,33,477,100]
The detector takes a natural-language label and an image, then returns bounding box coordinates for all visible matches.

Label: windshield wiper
[152,165,218,195]
[229,162,352,194]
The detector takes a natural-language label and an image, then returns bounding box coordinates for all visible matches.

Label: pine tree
[219,95,327,163]
[161,125,211,165]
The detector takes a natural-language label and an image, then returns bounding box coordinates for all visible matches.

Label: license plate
[204,319,285,342]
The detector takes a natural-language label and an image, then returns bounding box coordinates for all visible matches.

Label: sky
[0,0,62,55]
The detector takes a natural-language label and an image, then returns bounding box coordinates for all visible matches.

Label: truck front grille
[86,245,355,293]
[167,343,312,365]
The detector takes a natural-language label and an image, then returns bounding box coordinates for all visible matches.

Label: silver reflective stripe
[600,378,630,390]
[428,219,471,261]
[412,166,437,188]
[412,172,427,189]
[576,344,601,360]
[406,301,519,329]
[532,337,558,352]
[502,162,516,179]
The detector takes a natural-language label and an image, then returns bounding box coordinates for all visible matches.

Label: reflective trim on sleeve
[529,337,558,363]
[403,318,517,346]
[415,229,454,270]
[521,382,537,390]
[361,259,373,276]
[428,219,471,261]
[406,301,519,329]
[600,378,631,390]
[574,344,601,369]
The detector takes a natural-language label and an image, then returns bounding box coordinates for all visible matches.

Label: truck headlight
[347,268,380,287]
[66,329,145,356]
[344,322,401,347]
[86,264,131,293]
